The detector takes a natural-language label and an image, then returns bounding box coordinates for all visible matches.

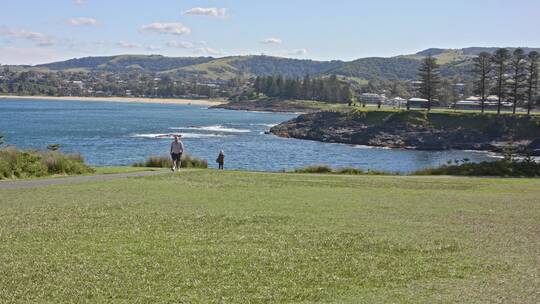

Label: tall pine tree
[417,56,441,111]
[491,48,511,115]
[473,52,492,113]
[508,48,528,114]
[526,51,539,115]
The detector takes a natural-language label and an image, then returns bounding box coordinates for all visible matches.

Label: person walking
[216,150,225,170]
[170,135,184,172]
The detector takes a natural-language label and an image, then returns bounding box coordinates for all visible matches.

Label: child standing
[216,150,225,170]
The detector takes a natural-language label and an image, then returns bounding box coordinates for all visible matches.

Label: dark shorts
[171,153,182,161]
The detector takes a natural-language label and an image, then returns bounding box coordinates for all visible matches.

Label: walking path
[0,170,169,190]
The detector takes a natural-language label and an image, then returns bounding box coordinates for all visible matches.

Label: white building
[360,93,386,105]
[407,98,429,108]
[455,96,513,110]
[388,97,407,108]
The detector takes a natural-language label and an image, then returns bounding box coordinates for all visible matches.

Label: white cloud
[67,17,99,26]
[0,27,55,46]
[167,41,194,49]
[260,37,282,45]
[116,41,142,49]
[193,47,222,56]
[74,0,86,5]
[183,7,226,17]
[140,22,191,36]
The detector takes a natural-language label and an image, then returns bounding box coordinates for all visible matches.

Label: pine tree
[269,76,279,97]
[508,48,528,114]
[291,79,302,99]
[254,76,262,96]
[302,75,312,100]
[275,75,284,97]
[417,56,441,111]
[340,84,353,106]
[491,48,511,115]
[473,52,492,113]
[526,51,539,115]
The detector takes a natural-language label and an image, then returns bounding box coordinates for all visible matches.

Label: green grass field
[92,166,161,175]
[1,170,539,303]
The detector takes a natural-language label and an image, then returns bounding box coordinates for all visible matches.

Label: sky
[1,0,539,65]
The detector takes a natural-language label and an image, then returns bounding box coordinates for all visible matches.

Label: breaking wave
[169,125,251,133]
[132,133,229,139]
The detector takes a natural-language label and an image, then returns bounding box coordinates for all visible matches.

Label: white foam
[250,123,278,128]
[132,133,228,139]
[169,125,250,133]
[352,145,392,150]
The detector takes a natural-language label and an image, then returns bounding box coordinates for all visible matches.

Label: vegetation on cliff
[271,110,540,153]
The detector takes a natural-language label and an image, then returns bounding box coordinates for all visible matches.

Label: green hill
[25,47,540,81]
[36,55,214,72]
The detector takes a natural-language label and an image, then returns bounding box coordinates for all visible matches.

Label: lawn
[0,170,539,303]
[92,166,161,175]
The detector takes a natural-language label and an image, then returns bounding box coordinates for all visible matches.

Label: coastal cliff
[270,110,540,155]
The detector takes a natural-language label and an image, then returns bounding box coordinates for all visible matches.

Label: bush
[335,167,365,175]
[180,154,208,169]
[0,147,94,180]
[293,165,390,175]
[413,160,540,177]
[294,165,333,174]
[134,155,172,168]
[41,152,94,175]
[133,154,208,169]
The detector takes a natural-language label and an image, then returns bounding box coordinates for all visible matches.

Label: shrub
[294,165,333,174]
[41,152,94,175]
[413,160,540,177]
[134,155,172,168]
[292,165,390,175]
[180,154,208,169]
[134,154,208,169]
[335,167,365,175]
[0,147,94,180]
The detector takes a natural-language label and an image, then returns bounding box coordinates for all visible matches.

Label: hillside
[166,55,343,79]
[20,46,540,81]
[36,55,214,72]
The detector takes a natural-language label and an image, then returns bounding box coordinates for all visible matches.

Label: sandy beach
[0,95,226,106]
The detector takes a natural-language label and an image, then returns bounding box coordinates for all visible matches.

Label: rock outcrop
[270,110,540,154]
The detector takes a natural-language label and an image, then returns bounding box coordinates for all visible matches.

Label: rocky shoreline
[270,110,540,155]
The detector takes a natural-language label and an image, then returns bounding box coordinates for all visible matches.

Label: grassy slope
[166,57,242,79]
[401,49,475,65]
[0,170,539,303]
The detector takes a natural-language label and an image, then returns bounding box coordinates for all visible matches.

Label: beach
[0,95,225,106]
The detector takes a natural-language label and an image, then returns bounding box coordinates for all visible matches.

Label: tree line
[417,48,539,114]
[253,75,353,104]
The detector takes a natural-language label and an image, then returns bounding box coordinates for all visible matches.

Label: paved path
[0,170,169,190]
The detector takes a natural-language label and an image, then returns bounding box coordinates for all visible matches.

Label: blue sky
[1,0,539,64]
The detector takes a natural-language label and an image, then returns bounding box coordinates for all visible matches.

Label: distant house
[360,93,386,105]
[455,97,481,110]
[388,97,407,108]
[407,98,429,108]
[455,96,513,110]
[72,80,84,89]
